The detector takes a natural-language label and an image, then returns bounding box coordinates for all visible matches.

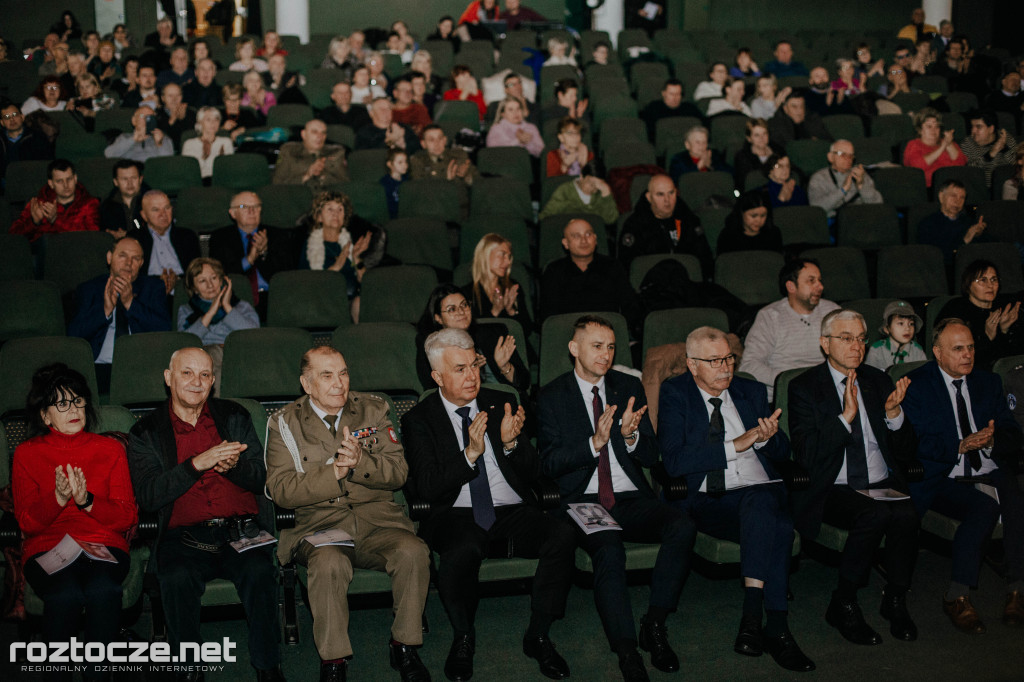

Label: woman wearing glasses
[12,364,136,676]
[416,283,529,395]
[937,260,1023,370]
[21,76,68,115]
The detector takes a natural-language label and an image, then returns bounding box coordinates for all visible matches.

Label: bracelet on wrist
[76,491,95,510]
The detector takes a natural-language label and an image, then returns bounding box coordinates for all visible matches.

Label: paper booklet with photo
[304,528,356,547]
[229,530,278,553]
[36,534,119,575]
[567,503,623,534]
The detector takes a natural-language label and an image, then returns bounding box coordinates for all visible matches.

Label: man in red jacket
[10,158,99,241]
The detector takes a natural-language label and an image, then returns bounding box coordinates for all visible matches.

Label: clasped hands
[591,397,647,453]
[333,426,364,480]
[192,439,247,474]
[465,403,526,463]
[959,419,995,454]
[102,273,135,317]
[54,464,90,508]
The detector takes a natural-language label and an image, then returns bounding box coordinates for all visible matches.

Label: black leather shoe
[879,590,918,641]
[523,634,570,679]
[825,594,883,645]
[319,662,346,682]
[255,665,286,682]
[764,631,815,672]
[638,616,679,673]
[617,649,650,682]
[444,635,475,682]
[733,614,763,656]
[390,641,431,682]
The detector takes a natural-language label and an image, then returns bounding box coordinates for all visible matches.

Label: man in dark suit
[788,309,920,646]
[208,190,297,321]
[538,315,695,682]
[67,235,170,392]
[134,190,200,296]
[903,318,1024,633]
[402,328,576,682]
[658,326,814,672]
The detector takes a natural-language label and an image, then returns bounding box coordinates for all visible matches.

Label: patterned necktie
[323,415,337,439]
[457,406,496,530]
[591,387,616,510]
[952,379,981,474]
[842,377,870,490]
[706,397,726,493]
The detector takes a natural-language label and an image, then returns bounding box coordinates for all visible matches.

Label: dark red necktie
[592,386,616,510]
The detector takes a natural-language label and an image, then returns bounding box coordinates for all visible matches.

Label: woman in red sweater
[442,65,488,121]
[12,364,137,669]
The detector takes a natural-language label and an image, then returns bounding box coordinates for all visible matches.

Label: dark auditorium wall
[686,0,918,31]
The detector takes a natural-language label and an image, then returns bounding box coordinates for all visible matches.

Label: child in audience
[381,148,408,219]
[865,300,927,370]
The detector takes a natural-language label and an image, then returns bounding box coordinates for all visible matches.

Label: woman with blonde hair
[467,233,532,335]
[229,36,268,73]
[182,106,233,180]
[241,69,276,116]
[486,97,544,156]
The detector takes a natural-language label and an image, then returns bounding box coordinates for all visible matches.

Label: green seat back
[774,206,830,247]
[0,280,65,341]
[41,231,114,295]
[802,246,870,302]
[772,366,812,437]
[642,308,729,360]
[109,332,203,406]
[0,234,34,282]
[257,184,312,229]
[714,251,785,306]
[359,265,438,324]
[331,322,422,394]
[173,186,234,232]
[267,270,352,329]
[476,146,534,184]
[398,179,465,223]
[677,171,735,211]
[220,328,314,400]
[877,245,948,299]
[0,337,99,417]
[539,312,632,388]
[332,180,389,226]
[212,154,272,191]
[144,156,203,195]
[470,178,533,220]
[459,216,530,266]
[384,218,453,271]
[836,203,901,250]
[870,166,927,208]
[629,254,702,290]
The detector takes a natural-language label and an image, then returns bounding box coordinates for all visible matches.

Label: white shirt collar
[573,369,605,400]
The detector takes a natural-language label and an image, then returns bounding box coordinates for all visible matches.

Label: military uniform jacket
[265,392,412,564]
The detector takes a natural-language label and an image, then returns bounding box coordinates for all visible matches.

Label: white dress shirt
[827,363,903,485]
[147,227,184,276]
[439,393,522,508]
[574,371,639,495]
[695,386,770,492]
[937,367,997,477]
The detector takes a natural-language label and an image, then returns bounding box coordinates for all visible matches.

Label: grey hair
[685,326,728,358]
[685,125,709,143]
[194,105,221,130]
[828,139,853,154]
[820,309,866,337]
[425,328,475,371]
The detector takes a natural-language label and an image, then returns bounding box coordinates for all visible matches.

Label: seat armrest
[274,504,296,530]
[773,458,810,491]
[904,460,924,483]
[530,477,562,510]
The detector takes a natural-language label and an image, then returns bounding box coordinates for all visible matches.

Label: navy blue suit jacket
[903,361,1021,509]
[134,224,201,277]
[67,273,171,359]
[538,369,658,502]
[657,373,789,494]
[788,361,916,539]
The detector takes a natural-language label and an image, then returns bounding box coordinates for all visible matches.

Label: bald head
[140,190,173,234]
[646,174,678,219]
[165,347,214,413]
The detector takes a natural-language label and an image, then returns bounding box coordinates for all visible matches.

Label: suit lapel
[427,392,464,457]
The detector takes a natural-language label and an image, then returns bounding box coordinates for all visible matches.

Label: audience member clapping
[902,107,965,187]
[230,36,268,73]
[669,125,732,182]
[182,106,233,181]
[936,260,1022,371]
[706,77,752,117]
[466,233,533,336]
[487,97,544,157]
[764,153,808,208]
[748,75,790,119]
[444,65,487,121]
[546,117,592,178]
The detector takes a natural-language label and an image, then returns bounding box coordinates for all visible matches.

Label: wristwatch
[76,491,95,510]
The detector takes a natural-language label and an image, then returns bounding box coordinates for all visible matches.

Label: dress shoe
[319,662,346,682]
[638,616,679,673]
[733,614,763,656]
[255,665,287,682]
[617,649,650,682]
[1003,590,1024,627]
[763,631,815,672]
[943,595,986,634]
[390,641,431,682]
[879,590,918,641]
[825,594,883,645]
[444,635,475,682]
[522,634,570,679]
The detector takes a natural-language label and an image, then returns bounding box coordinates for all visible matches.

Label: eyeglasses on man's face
[690,354,737,369]
[826,334,869,346]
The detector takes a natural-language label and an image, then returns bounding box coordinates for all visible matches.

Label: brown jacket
[265,392,412,563]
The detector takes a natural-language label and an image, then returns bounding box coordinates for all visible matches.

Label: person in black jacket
[618,174,712,279]
[716,190,784,255]
[0,99,53,187]
[133,190,200,296]
[99,159,148,237]
[415,284,529,396]
[208,190,297,321]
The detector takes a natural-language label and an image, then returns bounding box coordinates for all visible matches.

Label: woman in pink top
[485,97,544,157]
[241,69,277,116]
[902,107,965,186]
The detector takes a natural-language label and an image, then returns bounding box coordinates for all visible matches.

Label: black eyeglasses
[690,354,737,368]
[52,396,87,412]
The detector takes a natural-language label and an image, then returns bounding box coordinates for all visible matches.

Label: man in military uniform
[409,124,476,219]
[265,346,431,682]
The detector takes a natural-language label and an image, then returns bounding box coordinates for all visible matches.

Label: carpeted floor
[3,545,1022,682]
